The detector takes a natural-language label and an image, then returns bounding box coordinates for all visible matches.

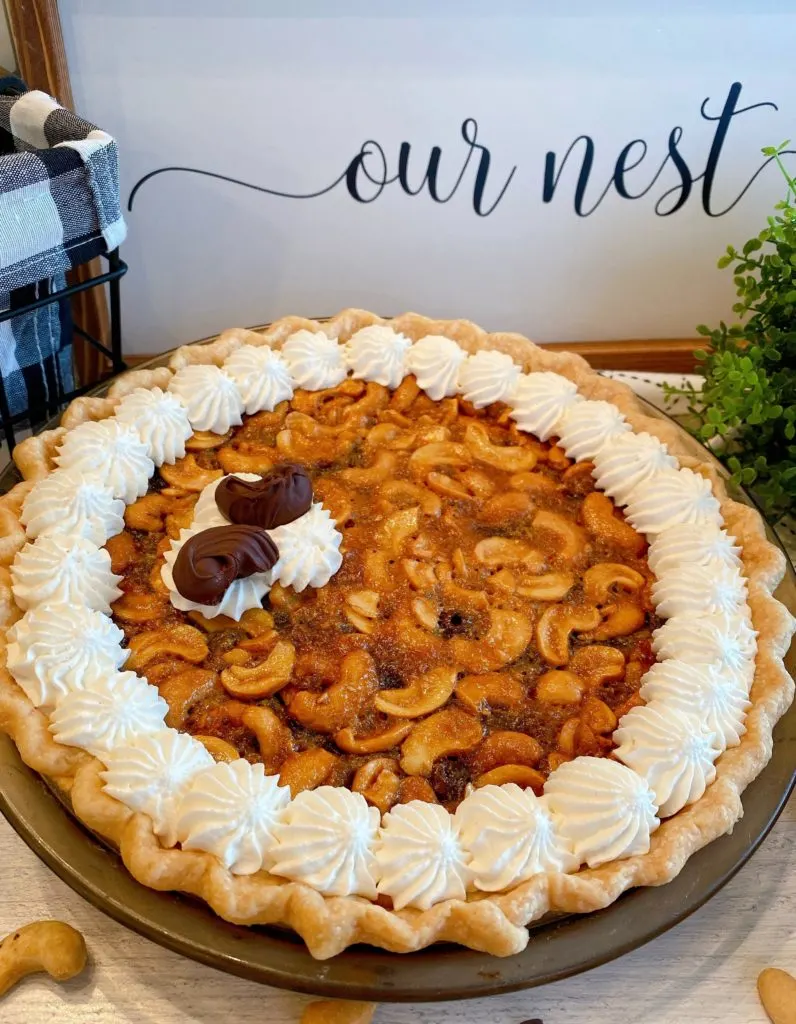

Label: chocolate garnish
[215,464,313,529]
[172,524,279,605]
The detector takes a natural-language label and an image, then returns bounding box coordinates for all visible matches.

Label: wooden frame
[3,1,702,375]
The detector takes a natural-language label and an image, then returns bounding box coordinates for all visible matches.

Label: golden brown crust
[0,309,793,960]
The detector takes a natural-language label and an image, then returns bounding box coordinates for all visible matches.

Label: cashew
[402,558,437,589]
[159,669,219,728]
[289,650,379,733]
[352,758,401,814]
[398,777,438,804]
[338,450,396,486]
[474,537,545,569]
[0,921,87,998]
[535,669,585,703]
[455,672,525,713]
[379,506,420,556]
[408,441,470,479]
[105,531,137,573]
[185,428,233,450]
[583,563,646,605]
[464,422,538,472]
[582,491,646,556]
[561,461,596,495]
[334,720,413,754]
[301,1000,377,1024]
[389,374,421,411]
[474,765,545,791]
[509,471,558,497]
[569,645,626,686]
[277,413,357,463]
[186,610,239,633]
[375,666,458,719]
[124,493,169,531]
[470,731,543,775]
[517,572,575,601]
[241,705,294,771]
[410,597,439,632]
[217,447,275,474]
[459,469,495,499]
[347,591,380,618]
[532,510,588,563]
[381,479,441,516]
[127,624,209,670]
[426,472,473,501]
[435,564,490,611]
[345,610,376,634]
[194,735,239,762]
[477,491,534,525]
[546,444,571,469]
[588,602,646,640]
[278,748,339,797]
[220,640,295,699]
[366,422,417,450]
[340,382,390,426]
[536,604,601,666]
[159,454,222,492]
[451,609,533,672]
[580,696,618,734]
[312,477,352,527]
[400,707,483,776]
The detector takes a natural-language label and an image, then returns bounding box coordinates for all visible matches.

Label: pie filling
[6,322,757,908]
[111,381,658,810]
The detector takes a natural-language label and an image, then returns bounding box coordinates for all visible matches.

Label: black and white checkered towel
[0,90,126,419]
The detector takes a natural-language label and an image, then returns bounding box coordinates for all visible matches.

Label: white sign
[61,1,796,355]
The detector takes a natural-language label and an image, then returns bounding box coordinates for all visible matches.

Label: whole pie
[0,309,793,960]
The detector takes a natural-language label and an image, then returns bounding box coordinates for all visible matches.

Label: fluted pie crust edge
[0,309,793,959]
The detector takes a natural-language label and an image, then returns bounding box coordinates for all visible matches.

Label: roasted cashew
[470,731,543,775]
[509,471,558,497]
[334,720,413,754]
[194,735,239,762]
[400,707,483,776]
[580,696,618,734]
[536,604,601,666]
[241,705,294,771]
[159,669,219,729]
[582,492,646,556]
[111,592,169,623]
[408,441,470,479]
[127,624,209,670]
[477,491,534,525]
[124,493,169,532]
[411,597,439,631]
[185,428,233,450]
[375,666,458,719]
[455,672,525,714]
[397,777,438,804]
[159,455,222,492]
[220,640,295,699]
[535,669,585,704]
[516,572,575,601]
[381,479,441,516]
[312,477,352,527]
[217,447,275,474]
[474,765,545,791]
[278,748,339,797]
[435,564,490,611]
[338,450,396,486]
[583,563,646,605]
[0,921,87,998]
[451,609,533,672]
[474,537,545,569]
[365,422,417,451]
[289,650,379,733]
[345,590,381,634]
[402,558,437,590]
[379,506,420,556]
[464,422,538,472]
[532,510,588,563]
[389,374,421,411]
[569,645,626,686]
[588,602,646,640]
[561,461,596,495]
[105,531,137,573]
[352,758,401,814]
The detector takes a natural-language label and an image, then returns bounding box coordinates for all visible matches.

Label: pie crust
[0,309,793,960]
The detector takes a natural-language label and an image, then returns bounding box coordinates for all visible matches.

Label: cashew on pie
[0,310,793,961]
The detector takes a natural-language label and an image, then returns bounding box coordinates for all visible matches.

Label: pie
[0,309,793,960]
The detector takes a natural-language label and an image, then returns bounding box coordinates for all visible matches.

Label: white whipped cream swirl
[270,503,343,593]
[49,671,168,758]
[114,387,192,466]
[455,784,577,890]
[345,325,411,389]
[613,702,721,817]
[556,400,631,461]
[591,431,678,506]
[270,786,379,897]
[624,467,722,536]
[177,760,290,874]
[647,523,742,577]
[544,757,660,868]
[457,349,520,408]
[652,563,747,619]
[55,419,153,503]
[168,364,244,434]
[6,603,128,710]
[376,802,470,910]
[101,730,214,847]
[652,611,757,687]
[639,660,750,749]
[405,335,466,400]
[507,371,581,441]
[20,471,125,545]
[223,345,294,414]
[281,330,348,390]
[11,534,122,612]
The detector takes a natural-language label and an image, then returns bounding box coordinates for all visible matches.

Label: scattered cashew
[588,602,646,640]
[464,422,538,472]
[278,748,339,797]
[159,454,222,492]
[194,735,239,762]
[159,668,219,728]
[535,669,585,704]
[185,428,232,450]
[352,758,401,814]
[289,650,379,733]
[111,591,169,623]
[408,441,470,478]
[398,777,438,804]
[400,707,483,776]
[516,572,575,601]
[455,672,525,714]
[0,921,87,999]
[379,506,420,557]
[451,609,533,672]
[338,450,396,486]
[375,666,458,719]
[583,563,645,604]
[582,491,646,556]
[127,624,209,670]
[474,765,545,790]
[477,491,534,525]
[220,640,295,699]
[334,720,413,754]
[536,604,601,666]
[532,510,588,563]
[217,447,275,474]
[241,705,295,771]
[381,480,441,516]
[470,731,543,775]
[104,531,137,573]
[569,645,626,686]
[124,493,169,531]
[474,537,545,570]
[509,471,558,496]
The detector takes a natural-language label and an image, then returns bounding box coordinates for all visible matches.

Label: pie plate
[0,345,793,1003]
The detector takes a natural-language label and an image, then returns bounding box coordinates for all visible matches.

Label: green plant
[665,142,796,524]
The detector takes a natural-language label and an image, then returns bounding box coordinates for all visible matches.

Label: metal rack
[0,249,128,451]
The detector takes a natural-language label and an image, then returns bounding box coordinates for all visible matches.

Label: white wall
[0,2,15,71]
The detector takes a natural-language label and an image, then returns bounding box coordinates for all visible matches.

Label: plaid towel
[0,90,126,419]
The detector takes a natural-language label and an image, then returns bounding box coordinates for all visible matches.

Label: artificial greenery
[665,142,796,525]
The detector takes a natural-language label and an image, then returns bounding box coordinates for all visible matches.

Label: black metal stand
[0,249,128,451]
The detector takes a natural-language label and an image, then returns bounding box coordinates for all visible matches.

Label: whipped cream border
[9,327,756,903]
